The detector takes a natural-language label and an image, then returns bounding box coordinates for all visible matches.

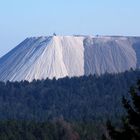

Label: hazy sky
[0,0,140,57]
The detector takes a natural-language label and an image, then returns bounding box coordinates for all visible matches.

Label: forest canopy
[0,69,140,121]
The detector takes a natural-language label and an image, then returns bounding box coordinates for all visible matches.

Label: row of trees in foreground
[0,80,140,140]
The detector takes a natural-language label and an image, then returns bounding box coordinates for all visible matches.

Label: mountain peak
[0,35,140,82]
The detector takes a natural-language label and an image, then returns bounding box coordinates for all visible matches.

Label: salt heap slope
[0,36,140,82]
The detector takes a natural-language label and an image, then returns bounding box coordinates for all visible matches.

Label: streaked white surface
[0,35,140,82]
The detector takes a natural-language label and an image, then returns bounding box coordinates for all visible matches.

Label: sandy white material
[0,35,140,82]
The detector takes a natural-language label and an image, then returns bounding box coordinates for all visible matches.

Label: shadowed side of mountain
[83,36,137,76]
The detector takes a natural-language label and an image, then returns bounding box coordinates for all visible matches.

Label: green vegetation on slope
[0,70,140,121]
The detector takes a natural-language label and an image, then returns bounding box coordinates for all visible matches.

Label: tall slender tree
[105,80,140,140]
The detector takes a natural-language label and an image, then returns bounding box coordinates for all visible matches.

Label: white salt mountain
[0,35,140,82]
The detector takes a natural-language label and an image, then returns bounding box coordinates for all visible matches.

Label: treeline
[0,72,140,140]
[0,119,104,140]
[0,70,140,139]
[0,70,140,121]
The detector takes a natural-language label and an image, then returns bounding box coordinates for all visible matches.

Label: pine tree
[105,80,140,140]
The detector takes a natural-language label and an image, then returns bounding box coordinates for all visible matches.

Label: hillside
[0,36,140,82]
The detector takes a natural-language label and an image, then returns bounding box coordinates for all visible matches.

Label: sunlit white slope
[0,36,84,81]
